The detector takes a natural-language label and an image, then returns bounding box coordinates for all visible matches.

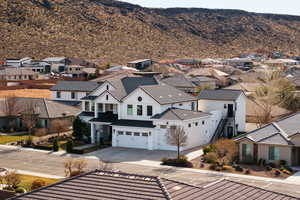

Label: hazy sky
[120,0,300,16]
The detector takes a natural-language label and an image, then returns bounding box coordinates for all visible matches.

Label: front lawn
[0,135,33,145]
[18,174,61,192]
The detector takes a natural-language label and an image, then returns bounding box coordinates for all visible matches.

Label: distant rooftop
[42,57,66,62]
[50,81,100,92]
[128,59,151,64]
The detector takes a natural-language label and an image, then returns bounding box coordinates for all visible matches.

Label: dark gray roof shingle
[12,171,298,200]
[140,85,197,105]
[152,108,210,120]
[50,81,100,92]
[198,89,243,101]
[112,120,155,128]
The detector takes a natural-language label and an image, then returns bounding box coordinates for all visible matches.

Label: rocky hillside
[1,0,300,63]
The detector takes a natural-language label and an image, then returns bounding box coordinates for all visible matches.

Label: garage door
[116,131,148,149]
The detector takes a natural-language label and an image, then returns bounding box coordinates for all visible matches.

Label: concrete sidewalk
[7,168,65,179]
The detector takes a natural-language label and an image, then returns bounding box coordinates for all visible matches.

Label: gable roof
[50,81,100,92]
[236,112,300,146]
[12,170,298,200]
[198,89,243,101]
[0,98,80,118]
[140,84,197,105]
[152,108,211,121]
[161,76,195,88]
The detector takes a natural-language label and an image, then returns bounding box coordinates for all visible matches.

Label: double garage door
[116,131,149,149]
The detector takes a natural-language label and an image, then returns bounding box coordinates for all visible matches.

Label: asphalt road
[0,146,300,198]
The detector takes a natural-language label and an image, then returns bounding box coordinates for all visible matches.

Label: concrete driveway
[86,147,177,163]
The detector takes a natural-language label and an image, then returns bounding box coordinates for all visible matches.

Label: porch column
[95,103,98,118]
[91,123,95,144]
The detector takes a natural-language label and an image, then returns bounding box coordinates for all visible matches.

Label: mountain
[1,0,300,63]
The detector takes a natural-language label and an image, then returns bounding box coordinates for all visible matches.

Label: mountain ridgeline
[1,0,300,63]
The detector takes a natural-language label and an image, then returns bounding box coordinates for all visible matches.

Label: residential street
[1,145,300,198]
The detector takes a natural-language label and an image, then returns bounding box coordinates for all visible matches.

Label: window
[269,146,280,160]
[224,104,227,109]
[195,122,198,126]
[142,133,148,137]
[242,144,252,158]
[191,102,195,111]
[98,103,103,112]
[147,106,153,116]
[127,105,133,115]
[118,131,124,135]
[56,91,61,98]
[106,85,109,90]
[188,123,191,128]
[134,132,140,136]
[126,132,132,136]
[85,101,90,111]
[138,96,142,102]
[137,105,143,116]
[106,95,109,101]
[91,103,95,111]
[160,125,167,129]
[202,121,205,125]
[179,103,183,106]
[71,92,75,99]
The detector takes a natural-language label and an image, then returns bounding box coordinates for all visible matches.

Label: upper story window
[71,92,75,99]
[137,105,143,116]
[98,103,103,112]
[188,123,191,128]
[127,105,133,115]
[138,97,142,102]
[56,91,61,98]
[191,102,195,111]
[106,85,109,90]
[195,122,198,126]
[85,101,90,112]
[224,104,227,109]
[202,120,205,125]
[106,95,109,101]
[147,105,153,116]
[91,103,95,112]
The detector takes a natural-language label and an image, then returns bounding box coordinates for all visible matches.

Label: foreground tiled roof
[236,112,300,146]
[198,89,243,101]
[12,170,298,200]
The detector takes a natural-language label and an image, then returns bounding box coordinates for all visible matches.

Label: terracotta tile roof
[12,171,298,200]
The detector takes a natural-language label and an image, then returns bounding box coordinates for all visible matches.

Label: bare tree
[166,126,188,160]
[21,101,39,142]
[64,158,88,177]
[2,96,21,117]
[51,119,70,138]
[212,139,238,166]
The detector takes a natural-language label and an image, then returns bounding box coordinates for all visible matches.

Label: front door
[227,126,233,139]
[228,104,234,117]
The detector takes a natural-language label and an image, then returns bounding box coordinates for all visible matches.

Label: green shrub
[66,139,73,153]
[52,139,59,152]
[203,145,213,155]
[161,156,193,168]
[203,152,218,164]
[279,160,287,166]
[15,187,26,193]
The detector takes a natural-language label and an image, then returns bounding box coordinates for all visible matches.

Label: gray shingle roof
[152,108,210,120]
[236,112,300,146]
[0,98,80,118]
[161,76,195,88]
[198,89,243,101]
[140,85,197,105]
[12,171,298,200]
[50,81,100,92]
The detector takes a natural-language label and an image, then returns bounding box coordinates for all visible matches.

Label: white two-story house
[50,81,100,106]
[198,89,246,138]
[80,76,223,151]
